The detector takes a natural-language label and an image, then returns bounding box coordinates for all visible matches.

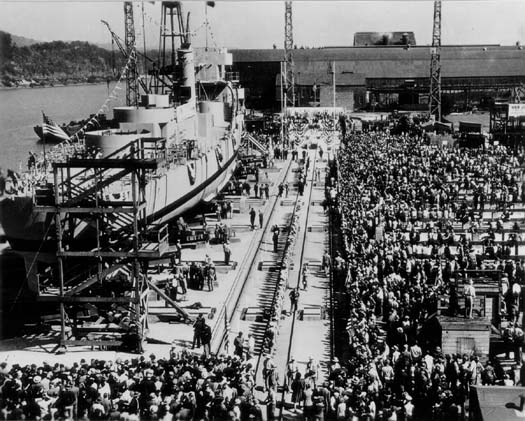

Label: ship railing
[168,142,195,165]
[157,224,169,254]
[51,138,166,201]
[141,224,170,255]
[137,137,167,162]
[34,137,169,207]
[225,72,240,83]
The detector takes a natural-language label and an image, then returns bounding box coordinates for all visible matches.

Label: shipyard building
[231,32,525,111]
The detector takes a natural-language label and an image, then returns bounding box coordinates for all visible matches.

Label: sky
[1,1,525,50]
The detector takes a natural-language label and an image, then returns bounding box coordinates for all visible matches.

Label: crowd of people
[7,116,525,420]
[0,142,97,198]
[0,349,270,421]
[315,130,525,420]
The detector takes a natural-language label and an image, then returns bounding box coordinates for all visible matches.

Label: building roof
[232,45,525,79]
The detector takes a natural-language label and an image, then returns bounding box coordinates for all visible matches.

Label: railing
[45,138,167,205]
[225,71,240,82]
[142,224,170,255]
[158,224,169,251]
[139,137,167,161]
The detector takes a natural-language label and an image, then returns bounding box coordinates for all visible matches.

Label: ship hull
[0,129,241,251]
[150,147,239,224]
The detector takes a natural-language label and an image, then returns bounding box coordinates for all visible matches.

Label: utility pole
[429,0,442,121]
[124,1,140,107]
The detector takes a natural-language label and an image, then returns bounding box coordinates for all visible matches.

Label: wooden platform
[242,307,266,322]
[439,316,491,359]
[300,306,325,321]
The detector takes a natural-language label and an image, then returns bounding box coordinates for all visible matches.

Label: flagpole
[205,4,208,51]
[41,111,47,169]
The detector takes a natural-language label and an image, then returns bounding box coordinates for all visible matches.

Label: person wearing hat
[264,386,277,421]
[259,208,264,229]
[201,322,212,357]
[192,314,205,349]
[205,263,216,292]
[289,287,300,314]
[249,207,256,230]
[174,239,182,265]
[264,361,279,394]
[27,375,44,403]
[330,357,341,372]
[285,357,298,393]
[403,393,414,420]
[234,331,245,360]
[463,279,476,319]
[223,241,232,265]
[290,372,305,413]
[306,356,319,388]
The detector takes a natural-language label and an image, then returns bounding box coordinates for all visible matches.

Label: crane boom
[101,19,149,96]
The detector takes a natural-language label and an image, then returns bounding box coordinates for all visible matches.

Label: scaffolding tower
[34,139,188,350]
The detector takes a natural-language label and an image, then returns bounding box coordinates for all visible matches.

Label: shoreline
[0,80,113,92]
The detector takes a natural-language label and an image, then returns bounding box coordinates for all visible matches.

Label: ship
[0,3,244,273]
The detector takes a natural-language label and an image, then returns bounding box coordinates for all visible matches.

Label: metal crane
[284,1,295,108]
[123,1,140,106]
[101,19,150,96]
[281,1,295,146]
[429,0,442,121]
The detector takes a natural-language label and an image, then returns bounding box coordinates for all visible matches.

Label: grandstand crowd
[4,117,525,420]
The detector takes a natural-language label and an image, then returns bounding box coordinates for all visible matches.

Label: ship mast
[152,1,192,102]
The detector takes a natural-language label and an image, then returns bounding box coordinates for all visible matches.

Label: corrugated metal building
[231,45,525,111]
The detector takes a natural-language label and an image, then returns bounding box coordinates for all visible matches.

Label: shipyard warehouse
[3,1,525,421]
[231,32,525,113]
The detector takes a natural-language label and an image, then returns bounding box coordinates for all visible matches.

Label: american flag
[42,112,70,142]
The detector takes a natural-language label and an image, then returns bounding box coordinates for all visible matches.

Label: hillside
[0,31,123,87]
[10,33,40,48]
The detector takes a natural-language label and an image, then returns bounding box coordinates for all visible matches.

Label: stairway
[65,264,128,296]
[244,133,269,155]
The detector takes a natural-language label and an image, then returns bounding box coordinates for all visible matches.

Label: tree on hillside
[1,31,123,84]
[0,31,13,62]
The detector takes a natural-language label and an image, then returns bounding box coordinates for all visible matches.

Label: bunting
[141,8,208,39]
[68,48,137,142]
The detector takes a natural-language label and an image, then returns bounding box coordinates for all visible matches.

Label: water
[0,83,124,171]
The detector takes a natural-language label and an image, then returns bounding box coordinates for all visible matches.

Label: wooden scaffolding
[36,138,172,350]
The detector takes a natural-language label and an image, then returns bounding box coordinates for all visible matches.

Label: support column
[53,167,66,346]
